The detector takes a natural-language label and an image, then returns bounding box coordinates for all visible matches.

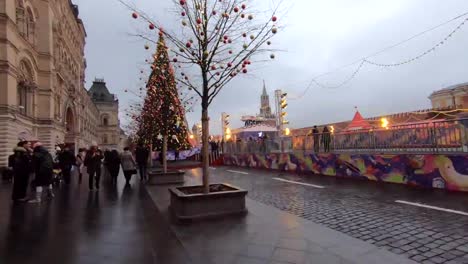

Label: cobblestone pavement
[209,167,468,264]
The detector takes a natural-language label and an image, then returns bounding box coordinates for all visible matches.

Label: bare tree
[120,0,281,193]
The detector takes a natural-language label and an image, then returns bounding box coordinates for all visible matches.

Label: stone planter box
[169,183,248,222]
[148,170,185,185]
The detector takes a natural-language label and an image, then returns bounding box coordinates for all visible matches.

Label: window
[103,118,108,126]
[26,8,35,44]
[16,0,25,35]
[102,134,108,144]
[17,85,27,115]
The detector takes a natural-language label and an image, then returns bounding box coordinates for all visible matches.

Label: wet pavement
[210,166,468,264]
[145,170,416,264]
[0,171,185,264]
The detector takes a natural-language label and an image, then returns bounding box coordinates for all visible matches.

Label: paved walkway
[208,166,468,264]
[0,171,186,264]
[145,168,416,264]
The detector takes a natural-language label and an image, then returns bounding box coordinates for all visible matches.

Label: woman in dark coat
[107,150,121,185]
[29,144,54,203]
[11,142,31,202]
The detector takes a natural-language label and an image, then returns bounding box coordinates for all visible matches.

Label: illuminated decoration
[330,125,335,134]
[284,127,290,136]
[222,113,231,141]
[189,134,194,139]
[381,118,389,129]
[279,92,289,135]
[135,32,190,152]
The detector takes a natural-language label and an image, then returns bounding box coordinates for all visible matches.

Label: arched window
[17,60,35,116]
[102,114,109,126]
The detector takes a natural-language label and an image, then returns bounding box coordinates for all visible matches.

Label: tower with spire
[259,80,274,118]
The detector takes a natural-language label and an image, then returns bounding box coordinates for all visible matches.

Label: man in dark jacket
[84,146,104,191]
[58,145,75,184]
[11,141,32,202]
[135,143,149,182]
[29,143,54,203]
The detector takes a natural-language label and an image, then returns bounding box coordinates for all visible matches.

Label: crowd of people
[6,141,153,204]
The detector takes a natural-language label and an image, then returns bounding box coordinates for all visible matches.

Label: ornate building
[89,78,120,150]
[429,82,468,109]
[0,0,121,168]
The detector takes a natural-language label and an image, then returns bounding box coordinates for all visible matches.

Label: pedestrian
[312,126,320,153]
[322,126,331,153]
[11,141,32,202]
[107,149,121,185]
[174,149,180,161]
[29,142,54,203]
[76,148,86,183]
[103,149,111,179]
[84,146,103,191]
[135,143,149,181]
[58,145,75,184]
[120,147,136,185]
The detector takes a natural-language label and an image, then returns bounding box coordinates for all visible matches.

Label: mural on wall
[223,153,468,192]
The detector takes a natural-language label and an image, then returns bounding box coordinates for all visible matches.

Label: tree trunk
[201,107,210,194]
[162,135,168,174]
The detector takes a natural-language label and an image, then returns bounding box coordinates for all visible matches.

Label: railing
[224,119,468,154]
[223,138,293,154]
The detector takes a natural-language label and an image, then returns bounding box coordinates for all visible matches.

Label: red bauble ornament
[149,23,155,30]
[241,14,245,18]
[132,12,138,19]
[196,18,202,24]
[180,0,186,5]
[241,4,246,9]
[212,10,217,15]
[181,11,186,16]
[242,33,247,37]
[227,62,232,67]
[272,16,277,22]
[211,65,216,70]
[228,39,232,44]
[234,7,239,12]
[229,50,233,54]
[186,42,191,48]
[223,35,228,40]
[173,58,178,62]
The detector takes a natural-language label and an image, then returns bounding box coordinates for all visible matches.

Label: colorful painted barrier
[222,152,468,192]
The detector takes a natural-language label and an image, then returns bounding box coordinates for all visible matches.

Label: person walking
[84,146,103,191]
[312,126,320,153]
[58,145,75,185]
[11,141,32,202]
[135,143,149,182]
[120,147,136,185]
[322,126,331,153]
[29,143,54,203]
[107,150,121,185]
[76,148,86,183]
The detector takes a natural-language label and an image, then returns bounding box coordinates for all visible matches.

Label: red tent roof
[345,111,372,131]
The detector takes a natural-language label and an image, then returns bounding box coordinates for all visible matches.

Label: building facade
[88,78,120,150]
[0,0,121,168]
[429,82,468,109]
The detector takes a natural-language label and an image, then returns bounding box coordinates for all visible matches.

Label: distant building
[233,82,278,140]
[429,82,468,109]
[88,78,121,150]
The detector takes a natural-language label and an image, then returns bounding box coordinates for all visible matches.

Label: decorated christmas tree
[137,31,190,171]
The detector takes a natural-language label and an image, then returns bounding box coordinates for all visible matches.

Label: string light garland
[290,12,468,99]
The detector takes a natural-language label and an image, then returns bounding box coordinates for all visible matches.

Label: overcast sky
[74,0,468,134]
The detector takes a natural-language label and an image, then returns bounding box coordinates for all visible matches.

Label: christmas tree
[137,31,190,171]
